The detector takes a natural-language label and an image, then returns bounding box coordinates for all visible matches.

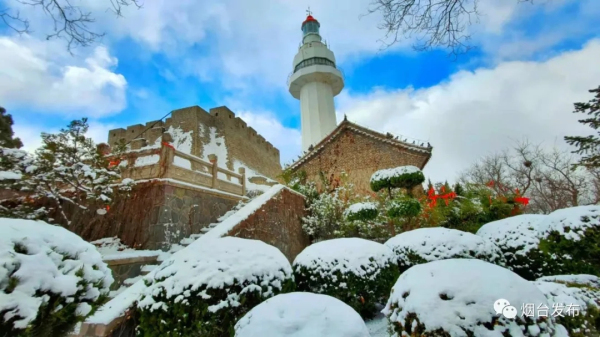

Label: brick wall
[226,188,310,263]
[293,129,431,195]
[107,106,282,179]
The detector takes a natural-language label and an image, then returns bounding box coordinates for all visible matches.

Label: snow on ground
[476,214,547,252]
[138,237,293,313]
[293,238,396,278]
[385,227,505,266]
[365,313,390,337]
[383,259,561,336]
[537,205,600,241]
[0,218,113,329]
[234,292,371,337]
[344,202,378,217]
[533,279,599,311]
[90,237,161,261]
[134,155,160,167]
[370,165,421,183]
[86,276,149,324]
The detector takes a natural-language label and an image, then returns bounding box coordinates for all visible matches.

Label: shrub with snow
[137,237,295,337]
[234,292,371,337]
[0,218,113,337]
[534,275,600,337]
[293,238,398,318]
[383,259,562,336]
[344,202,379,222]
[385,227,505,273]
[370,166,424,194]
[477,206,600,280]
[386,197,421,218]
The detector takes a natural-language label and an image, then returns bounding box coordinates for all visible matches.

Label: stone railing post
[238,167,246,196]
[208,154,218,189]
[159,143,175,178]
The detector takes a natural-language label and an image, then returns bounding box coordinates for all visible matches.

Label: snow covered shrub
[137,237,295,337]
[384,227,505,273]
[370,165,425,196]
[302,185,349,241]
[478,206,600,280]
[0,218,113,337]
[383,259,562,336]
[386,197,421,218]
[344,202,378,222]
[534,275,600,337]
[293,238,398,318]
[234,292,371,337]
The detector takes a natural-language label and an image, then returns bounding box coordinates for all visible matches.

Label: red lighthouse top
[303,15,318,25]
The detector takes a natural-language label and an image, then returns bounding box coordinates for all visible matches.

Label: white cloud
[0,36,126,117]
[336,39,600,183]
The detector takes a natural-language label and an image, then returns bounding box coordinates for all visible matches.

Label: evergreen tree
[565,86,600,167]
[0,106,23,149]
[453,182,464,196]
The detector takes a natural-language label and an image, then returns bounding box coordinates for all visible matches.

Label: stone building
[108,105,281,179]
[288,117,433,195]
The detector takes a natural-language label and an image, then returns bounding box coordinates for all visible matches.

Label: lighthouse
[288,12,345,152]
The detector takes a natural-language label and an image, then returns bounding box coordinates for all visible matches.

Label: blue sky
[1,0,600,183]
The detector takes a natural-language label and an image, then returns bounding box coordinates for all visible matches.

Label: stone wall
[292,128,431,195]
[68,181,241,251]
[107,105,282,179]
[226,188,310,262]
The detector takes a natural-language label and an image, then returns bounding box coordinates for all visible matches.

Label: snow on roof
[202,184,302,240]
[138,237,292,312]
[383,259,558,336]
[370,165,421,183]
[85,275,148,324]
[234,292,370,337]
[293,238,396,277]
[343,202,378,217]
[537,274,600,288]
[476,214,547,252]
[0,218,113,329]
[537,205,600,241]
[385,227,504,265]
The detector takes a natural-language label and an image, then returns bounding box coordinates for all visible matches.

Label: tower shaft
[300,81,337,151]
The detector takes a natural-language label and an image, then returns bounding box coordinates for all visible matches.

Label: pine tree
[565,86,600,167]
[0,106,23,149]
[453,182,464,196]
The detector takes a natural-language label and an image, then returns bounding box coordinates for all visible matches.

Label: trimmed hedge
[386,198,421,218]
[477,206,600,280]
[383,259,562,336]
[344,202,379,222]
[385,227,506,273]
[137,237,295,337]
[292,238,399,318]
[0,218,113,337]
[370,166,425,193]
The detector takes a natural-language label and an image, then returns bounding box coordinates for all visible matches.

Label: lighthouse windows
[294,57,336,73]
[302,21,319,35]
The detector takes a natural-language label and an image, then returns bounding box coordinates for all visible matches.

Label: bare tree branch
[2,0,142,53]
[365,0,533,58]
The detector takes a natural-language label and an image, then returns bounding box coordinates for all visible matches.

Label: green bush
[383,259,562,336]
[292,238,399,319]
[137,237,295,337]
[370,166,425,193]
[387,198,421,218]
[477,206,600,280]
[385,227,506,273]
[534,275,600,337]
[0,218,113,337]
[344,202,379,222]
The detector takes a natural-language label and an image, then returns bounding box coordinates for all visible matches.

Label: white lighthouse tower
[288,11,345,152]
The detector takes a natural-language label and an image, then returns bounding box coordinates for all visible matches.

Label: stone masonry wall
[226,188,309,263]
[293,129,431,195]
[67,181,240,251]
[107,106,282,179]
